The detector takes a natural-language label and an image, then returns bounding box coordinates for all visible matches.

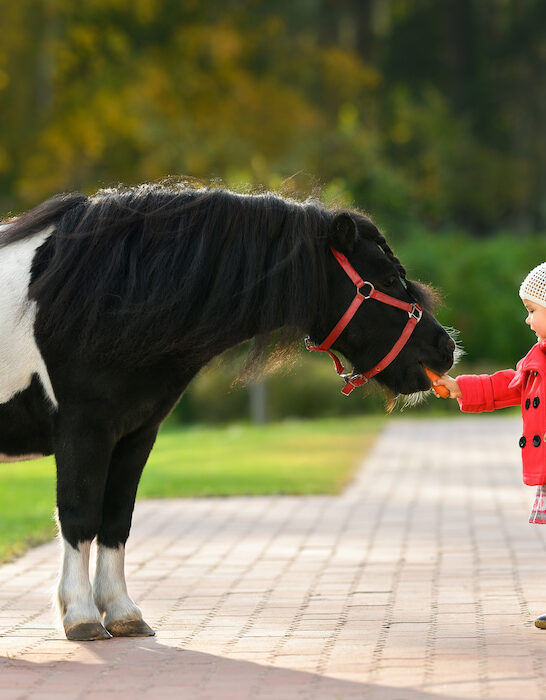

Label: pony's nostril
[440,335,456,354]
[435,335,456,368]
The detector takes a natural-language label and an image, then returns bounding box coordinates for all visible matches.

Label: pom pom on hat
[520,262,546,308]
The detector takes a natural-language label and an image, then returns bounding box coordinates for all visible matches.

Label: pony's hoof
[106,619,155,637]
[65,621,112,641]
[535,615,546,629]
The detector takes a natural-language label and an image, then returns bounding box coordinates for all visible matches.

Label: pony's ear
[329,213,358,254]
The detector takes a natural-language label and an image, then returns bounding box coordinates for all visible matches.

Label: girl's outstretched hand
[432,374,462,399]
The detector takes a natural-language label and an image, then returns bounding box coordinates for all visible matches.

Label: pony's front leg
[55,411,114,641]
[94,543,154,637]
[58,539,110,641]
[93,425,159,637]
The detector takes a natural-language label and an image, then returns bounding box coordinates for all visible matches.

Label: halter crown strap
[307,247,422,395]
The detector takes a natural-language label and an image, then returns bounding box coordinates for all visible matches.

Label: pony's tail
[0,192,88,247]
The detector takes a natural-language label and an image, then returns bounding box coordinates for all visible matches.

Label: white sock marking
[57,538,102,630]
[93,543,143,626]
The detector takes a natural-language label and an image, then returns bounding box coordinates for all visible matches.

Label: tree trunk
[249,380,267,425]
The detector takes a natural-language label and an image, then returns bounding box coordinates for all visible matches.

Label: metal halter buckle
[342,371,368,387]
[408,304,422,321]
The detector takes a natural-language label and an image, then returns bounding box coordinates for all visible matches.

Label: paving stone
[2,416,546,697]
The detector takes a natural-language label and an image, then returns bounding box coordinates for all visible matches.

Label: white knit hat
[519,262,546,308]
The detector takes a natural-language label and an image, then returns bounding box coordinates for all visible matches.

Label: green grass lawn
[0,415,384,563]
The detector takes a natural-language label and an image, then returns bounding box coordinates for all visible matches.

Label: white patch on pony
[93,543,143,627]
[0,225,57,407]
[57,538,102,631]
[0,453,45,462]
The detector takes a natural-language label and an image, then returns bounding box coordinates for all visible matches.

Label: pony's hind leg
[55,410,114,641]
[93,425,159,637]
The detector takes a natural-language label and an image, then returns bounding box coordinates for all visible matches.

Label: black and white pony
[0,184,455,641]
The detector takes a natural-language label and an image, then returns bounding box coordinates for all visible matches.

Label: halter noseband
[306,247,422,396]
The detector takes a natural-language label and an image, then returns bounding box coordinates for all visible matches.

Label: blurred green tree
[1,0,544,233]
[0,0,544,388]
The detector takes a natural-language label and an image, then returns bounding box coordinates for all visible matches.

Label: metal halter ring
[358,281,375,299]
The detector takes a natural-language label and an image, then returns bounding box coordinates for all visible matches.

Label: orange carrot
[424,367,450,398]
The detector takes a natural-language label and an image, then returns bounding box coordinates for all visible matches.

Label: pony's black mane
[2,183,429,373]
[3,185,333,370]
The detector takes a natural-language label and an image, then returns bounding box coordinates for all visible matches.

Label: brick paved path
[2,416,546,699]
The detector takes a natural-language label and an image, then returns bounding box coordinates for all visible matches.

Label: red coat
[457,340,546,485]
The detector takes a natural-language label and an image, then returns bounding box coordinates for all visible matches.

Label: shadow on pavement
[1,636,480,699]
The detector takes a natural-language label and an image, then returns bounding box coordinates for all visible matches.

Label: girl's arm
[434,369,521,412]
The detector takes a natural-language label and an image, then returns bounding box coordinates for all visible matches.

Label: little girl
[434,262,546,628]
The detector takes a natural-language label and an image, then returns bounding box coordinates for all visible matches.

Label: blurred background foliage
[0,0,544,423]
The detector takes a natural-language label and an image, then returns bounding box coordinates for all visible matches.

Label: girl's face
[523,299,546,342]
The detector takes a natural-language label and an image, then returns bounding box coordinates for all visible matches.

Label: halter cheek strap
[306,247,422,395]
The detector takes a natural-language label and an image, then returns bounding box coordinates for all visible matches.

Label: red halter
[306,247,423,395]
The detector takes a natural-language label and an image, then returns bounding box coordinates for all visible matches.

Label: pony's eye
[384,276,397,288]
